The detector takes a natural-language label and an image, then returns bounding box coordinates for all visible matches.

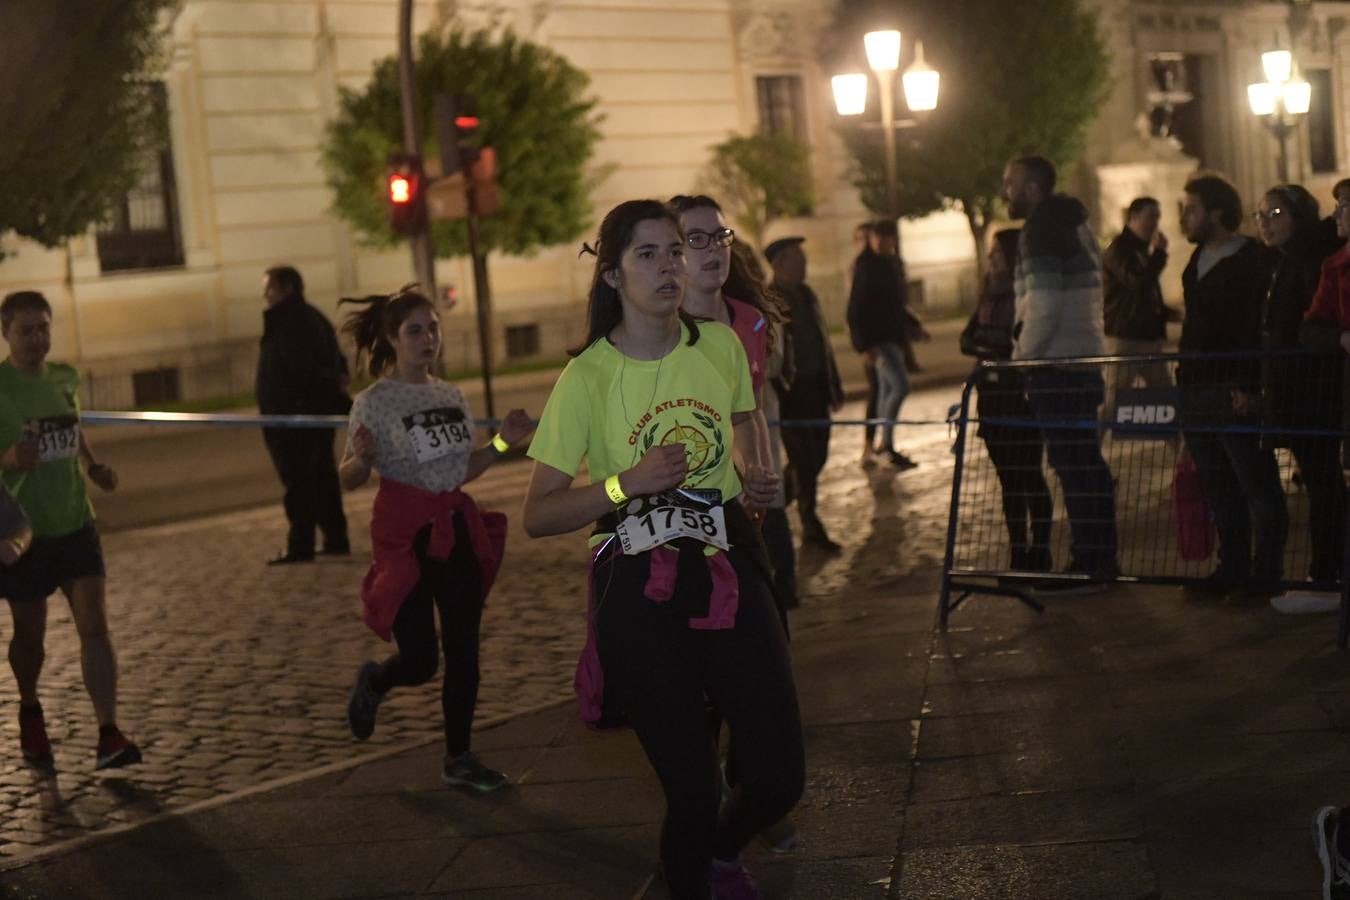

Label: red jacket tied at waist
[361,478,507,641]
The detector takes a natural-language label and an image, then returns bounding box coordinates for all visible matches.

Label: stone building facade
[2,0,1349,404]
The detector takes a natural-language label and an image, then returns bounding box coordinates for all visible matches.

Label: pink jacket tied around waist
[361,477,507,641]
[575,541,740,727]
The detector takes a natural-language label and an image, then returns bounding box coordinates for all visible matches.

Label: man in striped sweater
[1001,155,1119,588]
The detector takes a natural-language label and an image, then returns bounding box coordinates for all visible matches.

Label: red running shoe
[19,705,54,773]
[95,725,142,771]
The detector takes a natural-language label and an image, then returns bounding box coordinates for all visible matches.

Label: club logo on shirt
[638,411,726,482]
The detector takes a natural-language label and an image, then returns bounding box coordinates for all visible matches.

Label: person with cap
[767,237,845,552]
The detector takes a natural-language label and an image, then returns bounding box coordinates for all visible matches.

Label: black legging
[780,384,832,528]
[1290,435,1347,583]
[977,382,1053,562]
[594,506,804,899]
[370,515,483,757]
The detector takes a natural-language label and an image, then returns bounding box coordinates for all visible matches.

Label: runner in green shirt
[522,200,803,900]
[0,291,141,772]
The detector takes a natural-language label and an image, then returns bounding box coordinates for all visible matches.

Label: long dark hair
[1264,184,1332,258]
[339,285,436,377]
[669,194,787,345]
[571,200,701,357]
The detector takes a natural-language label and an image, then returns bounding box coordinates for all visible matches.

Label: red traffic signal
[388,172,414,204]
[385,155,425,236]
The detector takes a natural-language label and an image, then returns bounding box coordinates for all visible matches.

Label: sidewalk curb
[0,694,574,874]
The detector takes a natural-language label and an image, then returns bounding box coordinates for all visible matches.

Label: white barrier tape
[80,410,955,430]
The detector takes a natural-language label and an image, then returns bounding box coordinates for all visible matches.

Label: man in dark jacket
[767,236,845,551]
[256,265,350,565]
[847,220,925,469]
[1177,175,1286,597]
[1103,196,1175,418]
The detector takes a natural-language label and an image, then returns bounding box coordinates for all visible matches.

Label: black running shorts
[0,522,106,602]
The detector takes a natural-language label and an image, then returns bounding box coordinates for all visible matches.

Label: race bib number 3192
[615,489,729,555]
[35,416,80,463]
[403,407,471,464]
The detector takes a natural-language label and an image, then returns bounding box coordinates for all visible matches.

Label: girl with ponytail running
[338,287,532,792]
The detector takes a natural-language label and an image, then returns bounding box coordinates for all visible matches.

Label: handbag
[1172,451,1215,561]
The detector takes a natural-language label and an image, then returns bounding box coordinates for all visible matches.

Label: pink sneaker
[708,858,760,900]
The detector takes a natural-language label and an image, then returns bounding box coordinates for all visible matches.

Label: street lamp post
[832,31,940,220]
[1248,49,1311,184]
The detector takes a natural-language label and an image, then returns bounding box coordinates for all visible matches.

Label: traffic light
[453,98,482,169]
[435,93,484,176]
[386,153,425,236]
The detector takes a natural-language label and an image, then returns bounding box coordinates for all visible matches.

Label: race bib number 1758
[615,488,729,555]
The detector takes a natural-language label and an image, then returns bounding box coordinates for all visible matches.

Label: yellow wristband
[604,474,628,506]
[490,433,511,454]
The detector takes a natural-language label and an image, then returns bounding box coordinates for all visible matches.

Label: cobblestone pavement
[0,389,964,860]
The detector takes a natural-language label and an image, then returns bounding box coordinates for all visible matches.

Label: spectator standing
[256,265,351,565]
[1001,155,1119,586]
[848,220,927,470]
[1253,185,1344,611]
[960,228,1054,574]
[1102,196,1176,421]
[1286,178,1350,614]
[1176,175,1287,599]
[766,236,844,553]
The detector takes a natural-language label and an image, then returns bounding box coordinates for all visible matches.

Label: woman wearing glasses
[1253,186,1346,611]
[523,200,801,899]
[668,196,785,487]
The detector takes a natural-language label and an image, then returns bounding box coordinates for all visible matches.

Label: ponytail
[339,285,434,377]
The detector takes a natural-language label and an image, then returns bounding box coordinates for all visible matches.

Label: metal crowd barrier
[940,349,1350,649]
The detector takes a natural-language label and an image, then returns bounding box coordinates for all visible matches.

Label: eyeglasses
[1252,207,1286,222]
[686,227,735,250]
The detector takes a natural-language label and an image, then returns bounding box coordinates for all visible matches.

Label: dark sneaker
[1313,806,1350,899]
[319,542,351,557]
[1184,569,1243,598]
[95,726,142,771]
[442,751,508,793]
[708,857,761,899]
[346,661,384,741]
[266,550,314,566]
[1223,576,1282,607]
[19,705,54,774]
[885,450,919,470]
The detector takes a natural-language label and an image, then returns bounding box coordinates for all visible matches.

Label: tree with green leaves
[323,26,602,258]
[701,132,815,251]
[0,0,175,256]
[823,0,1110,259]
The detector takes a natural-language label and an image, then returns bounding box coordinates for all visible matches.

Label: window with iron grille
[97,83,184,272]
[1308,69,1337,174]
[132,367,181,407]
[505,324,541,358]
[755,75,807,140]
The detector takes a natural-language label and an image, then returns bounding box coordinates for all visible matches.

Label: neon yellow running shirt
[528,321,755,500]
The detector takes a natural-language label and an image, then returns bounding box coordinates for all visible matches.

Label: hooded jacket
[1012,194,1105,360]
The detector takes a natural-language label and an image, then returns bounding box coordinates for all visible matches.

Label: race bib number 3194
[615,489,729,555]
[403,407,472,464]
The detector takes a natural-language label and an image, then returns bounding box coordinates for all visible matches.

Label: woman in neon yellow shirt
[523,200,803,900]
